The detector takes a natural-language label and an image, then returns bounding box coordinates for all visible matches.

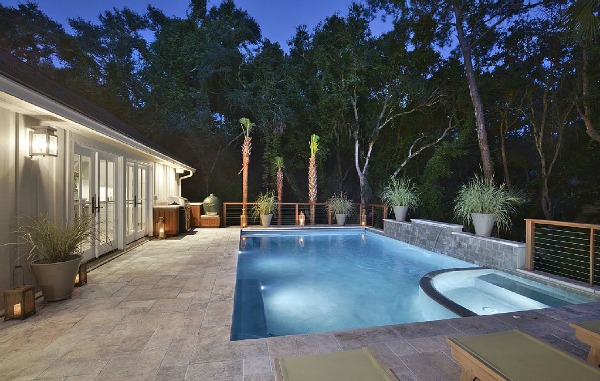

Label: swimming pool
[231,228,477,340]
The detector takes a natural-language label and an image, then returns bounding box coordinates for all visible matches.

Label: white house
[0,50,195,309]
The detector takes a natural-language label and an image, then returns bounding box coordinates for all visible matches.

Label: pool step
[230,279,268,341]
[477,273,573,308]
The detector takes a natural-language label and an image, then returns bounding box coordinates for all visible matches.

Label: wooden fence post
[525,219,535,271]
[590,228,595,286]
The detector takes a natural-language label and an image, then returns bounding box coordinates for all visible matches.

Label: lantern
[240,213,248,228]
[74,262,87,287]
[29,126,58,157]
[3,266,35,321]
[360,210,367,226]
[158,217,166,239]
[298,211,306,227]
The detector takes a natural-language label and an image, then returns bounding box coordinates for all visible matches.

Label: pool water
[231,228,476,340]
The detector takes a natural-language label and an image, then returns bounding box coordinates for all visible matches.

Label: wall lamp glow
[175,168,185,174]
[29,126,58,157]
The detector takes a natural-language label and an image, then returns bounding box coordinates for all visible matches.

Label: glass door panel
[125,162,149,244]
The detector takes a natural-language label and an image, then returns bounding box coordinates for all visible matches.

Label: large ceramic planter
[471,213,496,237]
[393,206,409,222]
[260,214,273,228]
[30,255,82,302]
[336,213,347,226]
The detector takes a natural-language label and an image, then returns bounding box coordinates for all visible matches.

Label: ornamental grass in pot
[381,178,419,222]
[326,192,355,226]
[252,191,277,227]
[454,175,525,237]
[17,215,90,301]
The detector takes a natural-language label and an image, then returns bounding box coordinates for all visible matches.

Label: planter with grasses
[17,215,91,301]
[327,193,355,226]
[381,178,419,222]
[454,175,525,237]
[252,191,277,227]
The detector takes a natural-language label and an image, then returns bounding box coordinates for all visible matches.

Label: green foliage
[273,156,284,170]
[381,178,419,210]
[310,134,320,157]
[326,192,355,215]
[454,175,526,233]
[239,117,254,137]
[251,191,277,218]
[15,215,92,264]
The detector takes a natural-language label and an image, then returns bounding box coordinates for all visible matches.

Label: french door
[73,146,117,261]
[125,161,148,244]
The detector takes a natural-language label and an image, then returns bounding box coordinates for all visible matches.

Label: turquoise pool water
[231,228,476,340]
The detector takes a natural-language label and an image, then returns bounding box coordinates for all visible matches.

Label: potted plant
[326,192,355,226]
[252,191,277,228]
[16,215,91,301]
[381,178,419,222]
[454,175,525,237]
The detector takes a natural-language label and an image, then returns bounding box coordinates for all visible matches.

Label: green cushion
[575,320,600,334]
[450,330,600,381]
[275,347,396,381]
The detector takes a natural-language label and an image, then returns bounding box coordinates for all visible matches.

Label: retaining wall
[383,219,526,270]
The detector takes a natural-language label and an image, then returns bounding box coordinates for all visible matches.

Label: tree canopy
[2,0,598,237]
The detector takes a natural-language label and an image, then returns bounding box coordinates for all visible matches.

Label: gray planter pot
[471,213,496,237]
[261,214,273,228]
[336,214,347,226]
[393,206,409,222]
[30,255,82,302]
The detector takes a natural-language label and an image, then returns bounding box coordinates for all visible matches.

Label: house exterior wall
[0,93,192,311]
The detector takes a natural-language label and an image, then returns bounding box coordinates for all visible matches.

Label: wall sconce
[175,168,185,174]
[158,217,166,239]
[360,210,367,226]
[29,126,58,157]
[3,266,35,321]
[298,211,305,227]
[240,213,248,228]
[74,262,87,287]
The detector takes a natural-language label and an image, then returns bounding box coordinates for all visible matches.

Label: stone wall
[383,219,526,270]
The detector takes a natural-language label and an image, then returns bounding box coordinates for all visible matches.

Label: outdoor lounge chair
[273,347,399,381]
[446,329,600,381]
[570,320,600,367]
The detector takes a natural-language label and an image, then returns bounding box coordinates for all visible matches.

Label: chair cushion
[274,347,397,381]
[449,330,600,381]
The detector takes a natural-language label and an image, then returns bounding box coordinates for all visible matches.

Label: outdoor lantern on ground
[29,126,58,157]
[74,262,87,287]
[240,213,248,228]
[298,211,306,227]
[157,217,166,239]
[4,266,35,321]
[360,210,367,226]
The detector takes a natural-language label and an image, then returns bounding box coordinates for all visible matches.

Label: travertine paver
[1,227,599,381]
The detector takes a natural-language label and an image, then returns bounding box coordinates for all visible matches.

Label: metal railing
[525,219,600,286]
[222,202,388,229]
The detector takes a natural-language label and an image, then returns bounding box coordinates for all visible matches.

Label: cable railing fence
[525,219,600,286]
[222,202,388,229]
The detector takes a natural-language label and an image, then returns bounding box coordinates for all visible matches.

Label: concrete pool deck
[1,227,599,381]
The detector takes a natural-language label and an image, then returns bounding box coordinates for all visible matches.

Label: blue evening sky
[2,0,392,51]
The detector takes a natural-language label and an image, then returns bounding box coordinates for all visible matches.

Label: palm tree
[308,134,319,225]
[239,117,254,226]
[274,156,284,225]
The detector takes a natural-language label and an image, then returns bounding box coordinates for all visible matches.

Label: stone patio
[1,227,600,381]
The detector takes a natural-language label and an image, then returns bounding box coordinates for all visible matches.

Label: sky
[2,0,392,50]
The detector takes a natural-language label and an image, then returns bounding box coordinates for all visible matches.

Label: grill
[167,196,192,233]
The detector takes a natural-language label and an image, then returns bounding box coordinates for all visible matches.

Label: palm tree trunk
[241,136,251,221]
[277,168,283,225]
[308,155,317,225]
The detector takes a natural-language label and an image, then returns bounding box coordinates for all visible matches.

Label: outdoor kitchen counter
[152,205,180,237]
